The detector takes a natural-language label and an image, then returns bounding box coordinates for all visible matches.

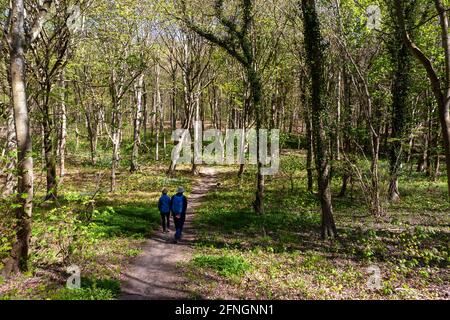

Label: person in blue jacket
[158,188,171,233]
[170,187,188,243]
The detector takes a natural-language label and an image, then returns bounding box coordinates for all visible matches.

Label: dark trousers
[160,212,170,231]
[173,216,185,240]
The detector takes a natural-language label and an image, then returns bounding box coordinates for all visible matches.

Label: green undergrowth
[185,153,449,300]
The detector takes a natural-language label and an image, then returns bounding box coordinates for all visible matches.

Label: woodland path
[119,167,217,300]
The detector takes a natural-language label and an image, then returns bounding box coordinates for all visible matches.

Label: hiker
[171,187,188,243]
[158,188,171,233]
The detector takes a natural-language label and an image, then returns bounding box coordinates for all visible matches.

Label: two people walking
[158,187,188,244]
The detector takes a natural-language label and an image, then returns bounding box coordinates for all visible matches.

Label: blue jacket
[170,193,188,218]
[158,194,171,214]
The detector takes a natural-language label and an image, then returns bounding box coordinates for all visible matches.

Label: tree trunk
[42,99,57,200]
[301,0,337,239]
[388,8,412,202]
[155,65,162,162]
[110,102,122,193]
[339,65,352,197]
[305,93,314,192]
[58,73,67,180]
[247,66,265,215]
[110,71,122,192]
[335,70,341,161]
[2,0,33,275]
[142,81,148,145]
[371,133,381,215]
[170,59,177,131]
[131,74,144,172]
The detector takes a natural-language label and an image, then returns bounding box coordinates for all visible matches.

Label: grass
[192,254,251,277]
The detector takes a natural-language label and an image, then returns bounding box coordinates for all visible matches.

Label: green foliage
[31,207,91,267]
[395,228,449,267]
[280,133,306,150]
[301,251,326,270]
[50,287,115,300]
[0,202,17,266]
[88,204,159,238]
[280,154,305,192]
[192,254,251,277]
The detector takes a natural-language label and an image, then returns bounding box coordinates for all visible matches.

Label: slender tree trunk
[58,73,67,179]
[339,66,352,197]
[110,103,122,193]
[191,86,201,175]
[111,134,119,192]
[171,66,177,131]
[142,81,148,145]
[370,133,381,215]
[247,66,265,215]
[110,72,122,192]
[302,0,337,239]
[42,98,57,199]
[335,70,341,161]
[131,74,144,172]
[155,65,161,162]
[2,0,33,275]
[303,85,314,192]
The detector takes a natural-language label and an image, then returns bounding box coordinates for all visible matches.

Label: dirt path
[119,167,217,300]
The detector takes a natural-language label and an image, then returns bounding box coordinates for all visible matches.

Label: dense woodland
[0,0,448,300]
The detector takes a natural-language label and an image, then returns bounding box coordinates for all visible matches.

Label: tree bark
[388,5,412,202]
[131,74,144,172]
[58,73,67,180]
[155,65,162,162]
[2,0,34,275]
[301,0,337,239]
[42,94,57,199]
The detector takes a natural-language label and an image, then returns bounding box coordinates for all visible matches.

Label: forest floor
[0,150,449,300]
[0,160,197,300]
[180,159,450,300]
[120,167,217,299]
